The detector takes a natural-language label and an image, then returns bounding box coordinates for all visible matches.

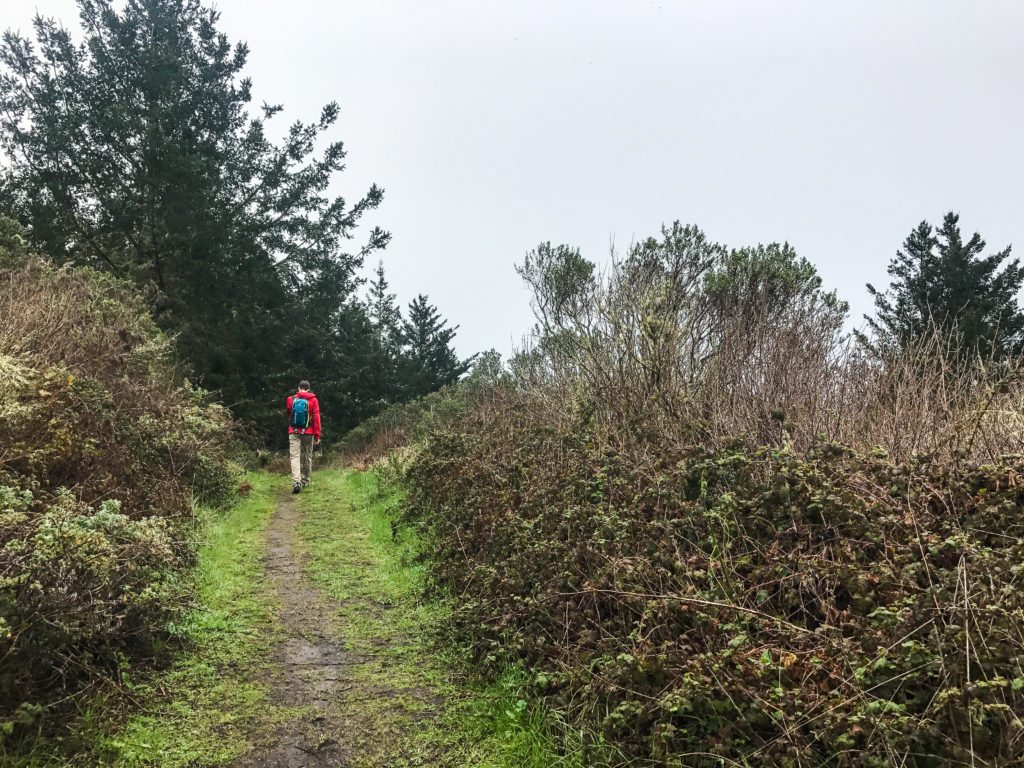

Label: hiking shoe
[301,478,310,487]
[292,482,301,494]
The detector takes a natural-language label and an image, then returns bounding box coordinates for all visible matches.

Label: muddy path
[10,470,521,767]
[237,490,353,767]
[234,477,455,768]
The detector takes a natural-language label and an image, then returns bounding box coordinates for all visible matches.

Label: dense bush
[406,395,1024,766]
[400,224,1024,766]
[0,223,235,736]
[512,225,1024,461]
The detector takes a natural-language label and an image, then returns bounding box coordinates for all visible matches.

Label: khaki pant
[289,433,314,484]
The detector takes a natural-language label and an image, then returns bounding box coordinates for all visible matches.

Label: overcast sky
[3,1,1023,359]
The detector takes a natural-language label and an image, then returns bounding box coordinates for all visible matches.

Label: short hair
[298,380,310,390]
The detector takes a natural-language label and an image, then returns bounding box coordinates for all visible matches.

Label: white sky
[3,1,1023,359]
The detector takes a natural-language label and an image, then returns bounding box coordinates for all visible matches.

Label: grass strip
[95,471,291,767]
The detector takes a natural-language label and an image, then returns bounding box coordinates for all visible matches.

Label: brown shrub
[513,224,1024,462]
[406,393,1024,766]
[402,224,1024,765]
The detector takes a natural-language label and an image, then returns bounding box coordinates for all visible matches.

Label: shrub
[400,224,1024,765]
[337,349,509,467]
[0,233,235,736]
[513,223,1024,461]
[406,394,1024,766]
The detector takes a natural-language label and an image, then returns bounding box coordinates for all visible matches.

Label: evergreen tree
[0,0,388,436]
[860,212,1024,360]
[401,295,473,398]
[365,262,404,405]
[368,263,404,356]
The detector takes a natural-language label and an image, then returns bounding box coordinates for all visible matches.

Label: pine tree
[368,263,404,355]
[365,262,404,405]
[0,0,388,436]
[860,213,1024,360]
[400,295,473,398]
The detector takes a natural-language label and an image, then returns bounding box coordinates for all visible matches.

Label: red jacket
[287,391,321,440]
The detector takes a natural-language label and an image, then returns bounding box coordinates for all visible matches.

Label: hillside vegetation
[398,224,1024,766]
[0,220,234,744]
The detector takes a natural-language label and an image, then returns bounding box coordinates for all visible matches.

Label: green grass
[94,471,293,767]
[297,468,582,768]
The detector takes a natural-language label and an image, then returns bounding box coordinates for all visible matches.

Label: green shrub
[0,239,235,738]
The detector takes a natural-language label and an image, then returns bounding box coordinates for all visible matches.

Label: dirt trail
[237,491,353,767]
[234,480,451,768]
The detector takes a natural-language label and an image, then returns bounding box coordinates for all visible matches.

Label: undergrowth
[336,349,508,467]
[405,397,1024,767]
[4,472,283,766]
[396,225,1024,766]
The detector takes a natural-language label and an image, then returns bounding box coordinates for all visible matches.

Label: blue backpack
[290,397,310,430]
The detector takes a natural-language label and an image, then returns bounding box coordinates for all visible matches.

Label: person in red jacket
[286,380,321,493]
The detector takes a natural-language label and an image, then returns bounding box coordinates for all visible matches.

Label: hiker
[286,380,321,493]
